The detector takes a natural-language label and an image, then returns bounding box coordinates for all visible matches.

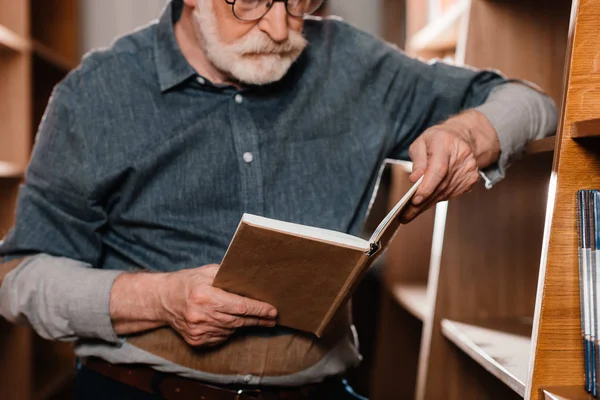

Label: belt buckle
[235,388,262,400]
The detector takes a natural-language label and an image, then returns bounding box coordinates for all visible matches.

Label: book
[577,190,600,396]
[577,190,593,393]
[213,161,423,337]
[593,191,600,397]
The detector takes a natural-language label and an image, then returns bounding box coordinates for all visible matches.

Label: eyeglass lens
[232,0,324,21]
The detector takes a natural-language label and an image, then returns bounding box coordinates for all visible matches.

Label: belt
[81,357,338,400]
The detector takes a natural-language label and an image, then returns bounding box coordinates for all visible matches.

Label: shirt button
[243,374,253,383]
[235,94,244,104]
[243,152,254,163]
[196,76,205,85]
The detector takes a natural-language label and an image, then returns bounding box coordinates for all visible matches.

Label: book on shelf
[213,160,422,337]
[576,190,600,396]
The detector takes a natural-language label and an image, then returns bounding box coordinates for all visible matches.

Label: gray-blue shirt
[1,1,507,266]
[0,0,557,386]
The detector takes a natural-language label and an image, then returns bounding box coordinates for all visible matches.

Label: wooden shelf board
[542,387,595,400]
[441,317,533,397]
[0,161,24,178]
[0,24,29,53]
[406,0,468,54]
[32,40,76,72]
[572,118,600,139]
[526,136,556,155]
[391,283,429,321]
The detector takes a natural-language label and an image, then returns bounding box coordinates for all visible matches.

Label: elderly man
[0,0,556,398]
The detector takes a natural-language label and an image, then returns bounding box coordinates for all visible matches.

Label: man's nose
[258,2,289,43]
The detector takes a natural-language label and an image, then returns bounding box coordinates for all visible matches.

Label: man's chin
[229,57,295,86]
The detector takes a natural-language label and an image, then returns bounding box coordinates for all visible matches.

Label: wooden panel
[528,1,600,399]
[571,118,600,138]
[0,53,31,169]
[30,0,78,65]
[442,318,533,397]
[382,0,406,48]
[462,0,572,106]
[417,152,553,400]
[0,179,21,238]
[0,2,28,36]
[391,283,429,321]
[371,288,423,400]
[0,321,31,400]
[32,53,68,143]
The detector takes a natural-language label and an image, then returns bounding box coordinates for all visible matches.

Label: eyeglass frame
[224,0,325,22]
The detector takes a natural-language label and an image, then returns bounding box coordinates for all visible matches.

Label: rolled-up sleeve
[475,82,558,187]
[0,82,120,342]
[0,255,123,343]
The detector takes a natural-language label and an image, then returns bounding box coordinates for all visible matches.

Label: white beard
[192,0,308,85]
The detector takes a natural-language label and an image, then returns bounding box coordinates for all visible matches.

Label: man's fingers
[212,289,278,319]
[212,312,276,329]
[409,139,428,182]
[414,145,449,205]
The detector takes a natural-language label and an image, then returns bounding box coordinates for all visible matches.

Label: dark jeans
[75,366,369,400]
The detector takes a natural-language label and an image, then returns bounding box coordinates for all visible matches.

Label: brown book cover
[213,160,422,337]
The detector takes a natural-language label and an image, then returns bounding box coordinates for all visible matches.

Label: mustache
[230,30,308,56]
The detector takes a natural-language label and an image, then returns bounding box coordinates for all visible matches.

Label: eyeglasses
[225,0,325,22]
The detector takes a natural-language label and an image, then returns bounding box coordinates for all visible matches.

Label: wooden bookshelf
[368,1,600,399]
[0,0,79,398]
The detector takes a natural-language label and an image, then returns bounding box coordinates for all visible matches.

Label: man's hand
[159,264,277,346]
[110,264,278,347]
[401,110,500,222]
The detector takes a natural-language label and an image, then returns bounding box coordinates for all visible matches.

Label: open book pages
[242,176,423,253]
[242,214,371,251]
[369,175,423,244]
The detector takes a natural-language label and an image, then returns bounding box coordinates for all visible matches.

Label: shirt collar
[154,0,198,92]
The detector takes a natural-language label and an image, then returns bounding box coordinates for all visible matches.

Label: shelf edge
[0,24,30,53]
[391,283,429,321]
[441,319,528,397]
[571,118,600,139]
[0,161,25,179]
[526,136,556,155]
[542,386,595,400]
